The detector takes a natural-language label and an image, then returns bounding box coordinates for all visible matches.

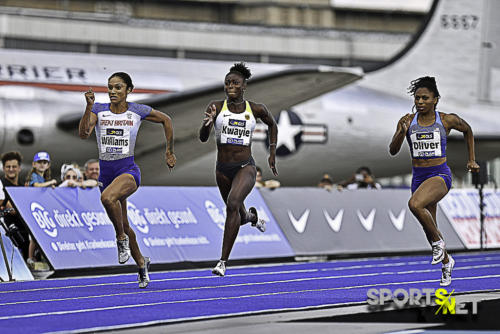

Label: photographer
[338,166,382,190]
[0,151,29,259]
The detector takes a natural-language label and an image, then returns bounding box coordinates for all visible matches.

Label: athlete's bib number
[220,119,251,146]
[100,128,131,155]
[410,129,442,158]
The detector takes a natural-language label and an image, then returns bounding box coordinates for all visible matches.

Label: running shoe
[249,207,266,233]
[138,257,151,289]
[440,255,455,286]
[117,235,131,264]
[212,260,226,277]
[431,239,445,264]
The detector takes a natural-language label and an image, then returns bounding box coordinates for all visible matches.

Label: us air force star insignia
[252,110,327,156]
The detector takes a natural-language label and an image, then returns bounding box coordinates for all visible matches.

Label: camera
[0,208,25,249]
[6,223,25,249]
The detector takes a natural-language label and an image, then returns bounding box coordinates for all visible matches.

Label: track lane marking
[1,274,499,321]
[2,255,500,294]
[1,263,500,307]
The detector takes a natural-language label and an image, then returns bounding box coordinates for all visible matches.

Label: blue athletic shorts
[99,156,141,192]
[411,162,452,194]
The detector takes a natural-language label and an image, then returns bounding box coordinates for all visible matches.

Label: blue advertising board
[6,187,293,270]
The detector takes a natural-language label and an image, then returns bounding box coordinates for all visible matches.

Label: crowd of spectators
[0,150,100,270]
[318,167,382,191]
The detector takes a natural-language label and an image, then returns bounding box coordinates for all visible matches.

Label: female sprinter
[79,72,176,288]
[200,62,278,276]
[389,76,479,286]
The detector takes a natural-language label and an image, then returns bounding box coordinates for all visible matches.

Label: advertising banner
[125,186,293,262]
[7,187,293,270]
[260,188,464,256]
[440,189,500,249]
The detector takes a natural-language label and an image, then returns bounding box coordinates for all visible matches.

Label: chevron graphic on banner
[388,209,406,231]
[288,209,310,233]
[323,209,343,232]
[357,209,376,231]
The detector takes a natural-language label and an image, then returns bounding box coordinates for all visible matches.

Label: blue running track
[1,252,500,333]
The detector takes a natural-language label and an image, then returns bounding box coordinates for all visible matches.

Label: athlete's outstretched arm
[79,88,98,139]
[444,113,480,172]
[199,101,221,142]
[253,102,278,176]
[389,113,411,156]
[145,109,176,169]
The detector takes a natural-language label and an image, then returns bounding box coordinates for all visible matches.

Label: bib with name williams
[406,110,447,159]
[214,100,256,146]
[92,102,151,161]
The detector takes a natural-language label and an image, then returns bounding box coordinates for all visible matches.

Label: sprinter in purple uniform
[389,76,479,286]
[79,72,176,288]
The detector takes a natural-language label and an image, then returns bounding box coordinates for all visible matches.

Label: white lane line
[321,256,500,272]
[3,255,500,295]
[2,262,500,307]
[1,274,499,321]
[0,269,317,294]
[0,271,392,307]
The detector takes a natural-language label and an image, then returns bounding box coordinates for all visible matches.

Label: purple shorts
[99,156,141,192]
[411,162,452,194]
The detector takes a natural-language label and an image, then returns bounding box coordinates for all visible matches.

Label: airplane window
[17,129,34,145]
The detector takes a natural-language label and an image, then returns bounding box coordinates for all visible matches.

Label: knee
[408,198,423,213]
[226,197,241,214]
[100,193,117,208]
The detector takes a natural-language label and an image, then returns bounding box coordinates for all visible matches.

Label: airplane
[0,51,362,185]
[0,0,499,187]
[142,0,500,186]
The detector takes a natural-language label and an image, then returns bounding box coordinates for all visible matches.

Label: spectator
[255,166,281,189]
[25,151,57,188]
[318,173,334,191]
[59,163,98,188]
[338,166,382,190]
[84,159,100,181]
[0,151,30,259]
[26,151,56,267]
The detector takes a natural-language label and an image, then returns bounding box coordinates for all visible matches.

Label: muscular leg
[101,174,137,240]
[216,171,255,226]
[121,198,145,267]
[408,176,449,244]
[426,202,449,264]
[217,166,256,261]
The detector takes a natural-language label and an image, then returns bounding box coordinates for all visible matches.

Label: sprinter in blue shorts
[79,72,176,288]
[389,76,479,286]
[199,62,278,277]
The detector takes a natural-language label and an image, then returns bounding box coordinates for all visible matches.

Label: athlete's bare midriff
[217,145,252,163]
[412,157,447,168]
